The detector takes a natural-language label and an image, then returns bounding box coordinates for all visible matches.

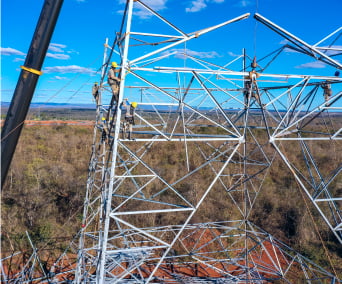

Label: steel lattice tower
[74,1,342,283]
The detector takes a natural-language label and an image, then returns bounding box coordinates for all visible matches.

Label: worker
[48,263,59,283]
[49,263,56,277]
[92,82,100,105]
[107,62,120,103]
[244,78,252,99]
[244,77,259,102]
[121,99,137,140]
[322,82,332,105]
[101,117,109,142]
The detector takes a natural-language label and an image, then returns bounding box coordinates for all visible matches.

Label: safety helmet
[111,62,118,68]
[102,117,106,121]
[131,102,138,108]
[94,82,98,85]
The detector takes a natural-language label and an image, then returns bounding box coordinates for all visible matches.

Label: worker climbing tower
[74,1,342,283]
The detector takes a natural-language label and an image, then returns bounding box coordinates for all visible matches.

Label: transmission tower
[74,0,341,283]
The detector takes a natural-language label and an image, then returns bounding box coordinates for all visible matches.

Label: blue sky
[1,0,341,105]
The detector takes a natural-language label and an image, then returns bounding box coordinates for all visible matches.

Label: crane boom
[1,0,64,187]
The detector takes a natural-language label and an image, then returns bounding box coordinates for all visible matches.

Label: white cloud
[43,65,95,74]
[185,0,225,13]
[46,53,70,60]
[186,0,207,12]
[228,51,240,57]
[132,9,155,19]
[54,76,68,80]
[1,47,25,56]
[13,58,25,62]
[48,43,67,53]
[141,0,167,10]
[284,46,299,53]
[118,0,167,19]
[47,43,74,60]
[283,44,305,54]
[319,45,342,57]
[184,50,219,58]
[295,61,326,69]
[67,49,80,55]
[284,44,342,57]
[236,0,252,7]
[163,48,220,59]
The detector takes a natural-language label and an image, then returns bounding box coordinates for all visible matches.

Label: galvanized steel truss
[74,0,341,283]
[2,0,341,283]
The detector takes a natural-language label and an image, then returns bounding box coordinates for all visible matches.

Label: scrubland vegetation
[1,113,341,277]
[2,124,92,251]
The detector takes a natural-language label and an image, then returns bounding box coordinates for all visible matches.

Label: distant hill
[1,102,95,109]
[1,101,341,117]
